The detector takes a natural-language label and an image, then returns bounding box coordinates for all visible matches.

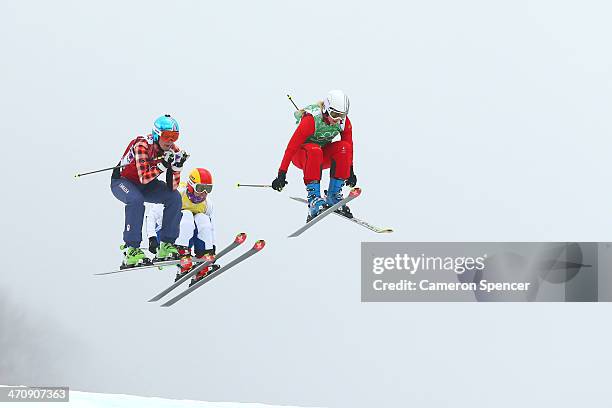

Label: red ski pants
[291,141,353,184]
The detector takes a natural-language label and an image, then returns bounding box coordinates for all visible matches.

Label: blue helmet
[152,114,180,142]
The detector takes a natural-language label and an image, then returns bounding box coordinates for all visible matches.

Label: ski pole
[74,164,123,178]
[287,94,299,110]
[236,183,272,188]
[75,154,165,178]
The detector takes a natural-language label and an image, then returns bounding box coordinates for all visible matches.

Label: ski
[148,233,248,302]
[288,188,362,238]
[95,257,213,276]
[289,196,392,234]
[160,240,266,307]
[96,233,247,276]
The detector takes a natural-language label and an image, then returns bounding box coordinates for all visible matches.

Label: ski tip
[236,183,240,188]
[235,232,247,244]
[349,187,362,197]
[253,240,266,251]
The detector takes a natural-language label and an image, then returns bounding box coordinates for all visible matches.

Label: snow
[0,387,321,408]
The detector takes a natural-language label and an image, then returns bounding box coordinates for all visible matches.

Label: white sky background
[1,0,612,407]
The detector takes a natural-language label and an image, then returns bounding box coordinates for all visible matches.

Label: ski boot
[189,254,220,287]
[325,177,353,219]
[155,241,180,262]
[119,244,151,269]
[306,181,327,222]
[174,245,193,282]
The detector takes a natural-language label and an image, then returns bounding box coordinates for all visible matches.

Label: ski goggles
[159,130,179,143]
[327,108,346,121]
[193,183,213,194]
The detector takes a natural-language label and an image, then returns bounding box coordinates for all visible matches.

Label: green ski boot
[120,245,149,269]
[155,242,180,261]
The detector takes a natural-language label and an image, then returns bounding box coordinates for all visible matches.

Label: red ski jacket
[118,135,181,190]
[279,115,353,173]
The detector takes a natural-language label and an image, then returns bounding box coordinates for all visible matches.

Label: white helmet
[323,90,349,120]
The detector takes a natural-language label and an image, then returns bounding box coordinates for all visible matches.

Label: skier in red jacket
[271,90,357,221]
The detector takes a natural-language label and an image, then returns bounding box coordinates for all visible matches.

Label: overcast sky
[1,0,612,407]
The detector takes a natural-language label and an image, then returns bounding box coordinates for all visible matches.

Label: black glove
[172,150,190,172]
[148,236,159,254]
[157,150,175,172]
[271,171,288,192]
[346,166,357,187]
